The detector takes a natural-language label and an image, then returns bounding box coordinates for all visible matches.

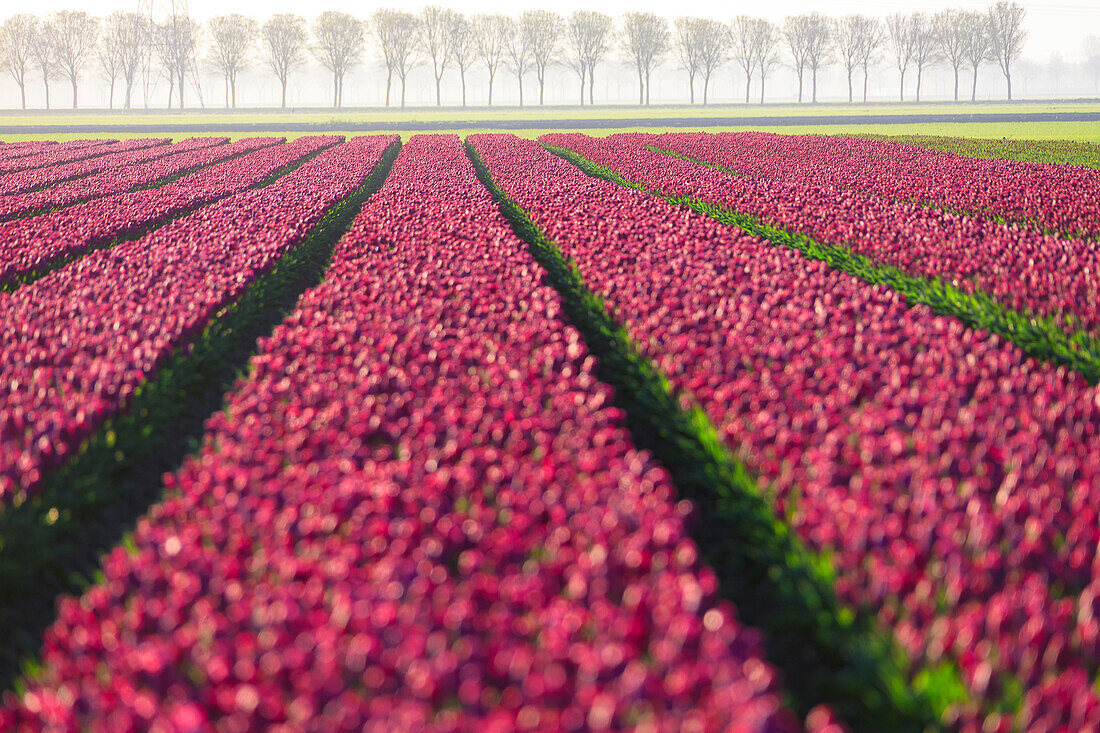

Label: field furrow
[473,133,1100,730]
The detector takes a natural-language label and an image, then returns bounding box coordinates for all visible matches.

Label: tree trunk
[688,72,694,104]
[232,75,237,108]
[812,68,818,103]
[178,70,185,109]
[588,67,595,105]
[401,76,407,107]
[637,68,644,105]
[971,64,978,102]
[578,72,585,105]
[20,83,26,110]
[760,70,766,103]
[645,69,651,105]
[898,68,904,101]
[847,69,853,103]
[863,66,869,103]
[953,67,959,101]
[166,77,173,110]
[435,74,442,106]
[109,78,115,109]
[460,70,466,107]
[703,75,709,105]
[745,72,750,104]
[488,72,494,105]
[124,79,132,109]
[916,67,922,102]
[281,77,288,108]
[225,76,230,108]
[517,71,524,107]
[1006,70,1012,100]
[796,70,803,102]
[385,69,392,106]
[539,72,545,105]
[333,72,339,108]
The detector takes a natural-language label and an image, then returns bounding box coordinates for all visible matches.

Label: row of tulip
[0,135,393,507]
[0,138,204,198]
[0,138,157,175]
[542,133,1100,341]
[473,133,1100,731]
[653,132,1100,238]
[872,135,1100,170]
[0,134,818,732]
[0,138,279,222]
[0,141,63,163]
[0,136,336,289]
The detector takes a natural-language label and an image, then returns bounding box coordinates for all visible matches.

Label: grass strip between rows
[0,139,401,697]
[466,140,946,732]
[0,138,340,295]
[549,143,1100,387]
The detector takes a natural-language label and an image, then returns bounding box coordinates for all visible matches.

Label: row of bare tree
[0,2,1032,109]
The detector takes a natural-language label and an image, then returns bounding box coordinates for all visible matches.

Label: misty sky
[28,0,1100,62]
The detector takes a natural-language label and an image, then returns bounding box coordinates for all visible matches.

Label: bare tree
[755,19,782,104]
[262,14,307,109]
[582,12,612,105]
[730,15,757,104]
[565,11,612,106]
[695,19,727,105]
[32,17,57,110]
[804,12,832,103]
[934,10,967,102]
[506,18,531,106]
[420,6,457,106]
[208,14,256,108]
[312,12,363,108]
[1,14,35,109]
[373,10,420,107]
[1086,36,1100,94]
[886,13,915,101]
[963,11,992,101]
[50,11,98,109]
[622,12,668,106]
[448,13,475,107]
[100,12,146,109]
[910,13,939,102]
[673,17,703,104]
[97,28,121,109]
[988,0,1026,100]
[783,15,811,103]
[156,14,199,109]
[473,14,510,105]
[522,10,563,106]
[834,15,876,103]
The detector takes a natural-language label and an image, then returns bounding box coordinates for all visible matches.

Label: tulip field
[1,131,1099,732]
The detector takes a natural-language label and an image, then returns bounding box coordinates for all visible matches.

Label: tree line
[0,2,1035,110]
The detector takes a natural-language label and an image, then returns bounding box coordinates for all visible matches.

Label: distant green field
[4,120,1100,145]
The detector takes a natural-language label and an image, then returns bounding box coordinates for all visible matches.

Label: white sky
[22,0,1100,62]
